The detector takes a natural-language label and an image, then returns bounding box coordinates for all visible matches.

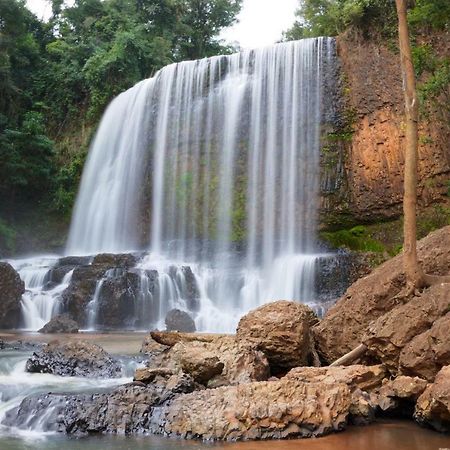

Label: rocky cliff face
[320,32,450,228]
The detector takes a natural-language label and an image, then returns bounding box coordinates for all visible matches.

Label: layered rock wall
[320,33,450,227]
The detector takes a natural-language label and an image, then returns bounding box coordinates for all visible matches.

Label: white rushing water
[0,350,138,441]
[66,38,334,332]
[7,257,72,331]
[7,38,337,332]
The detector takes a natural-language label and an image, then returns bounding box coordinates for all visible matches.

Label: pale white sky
[26,0,298,49]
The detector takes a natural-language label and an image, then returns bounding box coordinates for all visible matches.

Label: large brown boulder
[314,226,450,363]
[0,262,25,328]
[236,300,318,373]
[363,284,450,379]
[157,379,351,440]
[376,376,428,414]
[399,314,450,382]
[415,365,450,432]
[25,340,121,378]
[146,336,269,387]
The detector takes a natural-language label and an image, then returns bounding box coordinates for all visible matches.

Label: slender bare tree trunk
[395,0,425,289]
[328,0,450,369]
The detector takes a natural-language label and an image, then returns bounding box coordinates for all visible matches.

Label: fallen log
[150,331,232,347]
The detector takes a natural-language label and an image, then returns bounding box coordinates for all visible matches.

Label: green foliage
[411,44,436,77]
[408,0,450,31]
[418,57,450,113]
[321,225,386,252]
[0,112,55,198]
[283,0,397,40]
[417,205,450,239]
[53,147,88,214]
[284,0,449,41]
[0,0,243,237]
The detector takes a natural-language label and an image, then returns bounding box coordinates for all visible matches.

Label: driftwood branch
[150,331,231,347]
[329,344,368,367]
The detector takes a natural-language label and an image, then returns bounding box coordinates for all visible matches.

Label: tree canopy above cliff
[284,0,450,40]
[0,0,242,212]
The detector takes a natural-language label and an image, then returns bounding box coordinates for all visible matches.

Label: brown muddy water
[1,332,448,450]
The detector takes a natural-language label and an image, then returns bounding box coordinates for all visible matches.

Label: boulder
[236,300,318,373]
[285,364,386,392]
[38,314,79,334]
[25,340,121,378]
[399,314,450,382]
[415,365,450,432]
[377,376,428,414]
[61,254,142,328]
[94,269,141,328]
[155,379,351,440]
[146,336,269,387]
[165,309,196,333]
[43,256,91,286]
[140,334,169,357]
[0,262,25,328]
[314,226,450,364]
[363,284,450,379]
[92,253,137,267]
[285,364,385,424]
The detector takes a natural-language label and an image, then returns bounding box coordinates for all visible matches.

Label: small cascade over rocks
[5,38,350,332]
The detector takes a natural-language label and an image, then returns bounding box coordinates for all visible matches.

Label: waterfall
[8,256,72,330]
[17,38,334,332]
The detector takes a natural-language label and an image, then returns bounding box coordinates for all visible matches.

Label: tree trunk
[395,0,425,289]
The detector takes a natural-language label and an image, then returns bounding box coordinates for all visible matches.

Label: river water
[0,332,448,450]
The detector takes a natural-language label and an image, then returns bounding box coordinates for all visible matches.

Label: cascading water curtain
[67,38,336,331]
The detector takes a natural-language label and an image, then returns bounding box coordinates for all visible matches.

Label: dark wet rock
[363,284,450,380]
[44,256,92,286]
[165,309,196,333]
[0,339,43,351]
[38,314,79,334]
[61,254,142,328]
[168,266,200,311]
[236,300,318,373]
[415,365,450,432]
[95,269,141,328]
[3,374,198,435]
[92,253,137,267]
[25,340,121,378]
[314,227,450,364]
[62,265,110,325]
[0,262,25,328]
